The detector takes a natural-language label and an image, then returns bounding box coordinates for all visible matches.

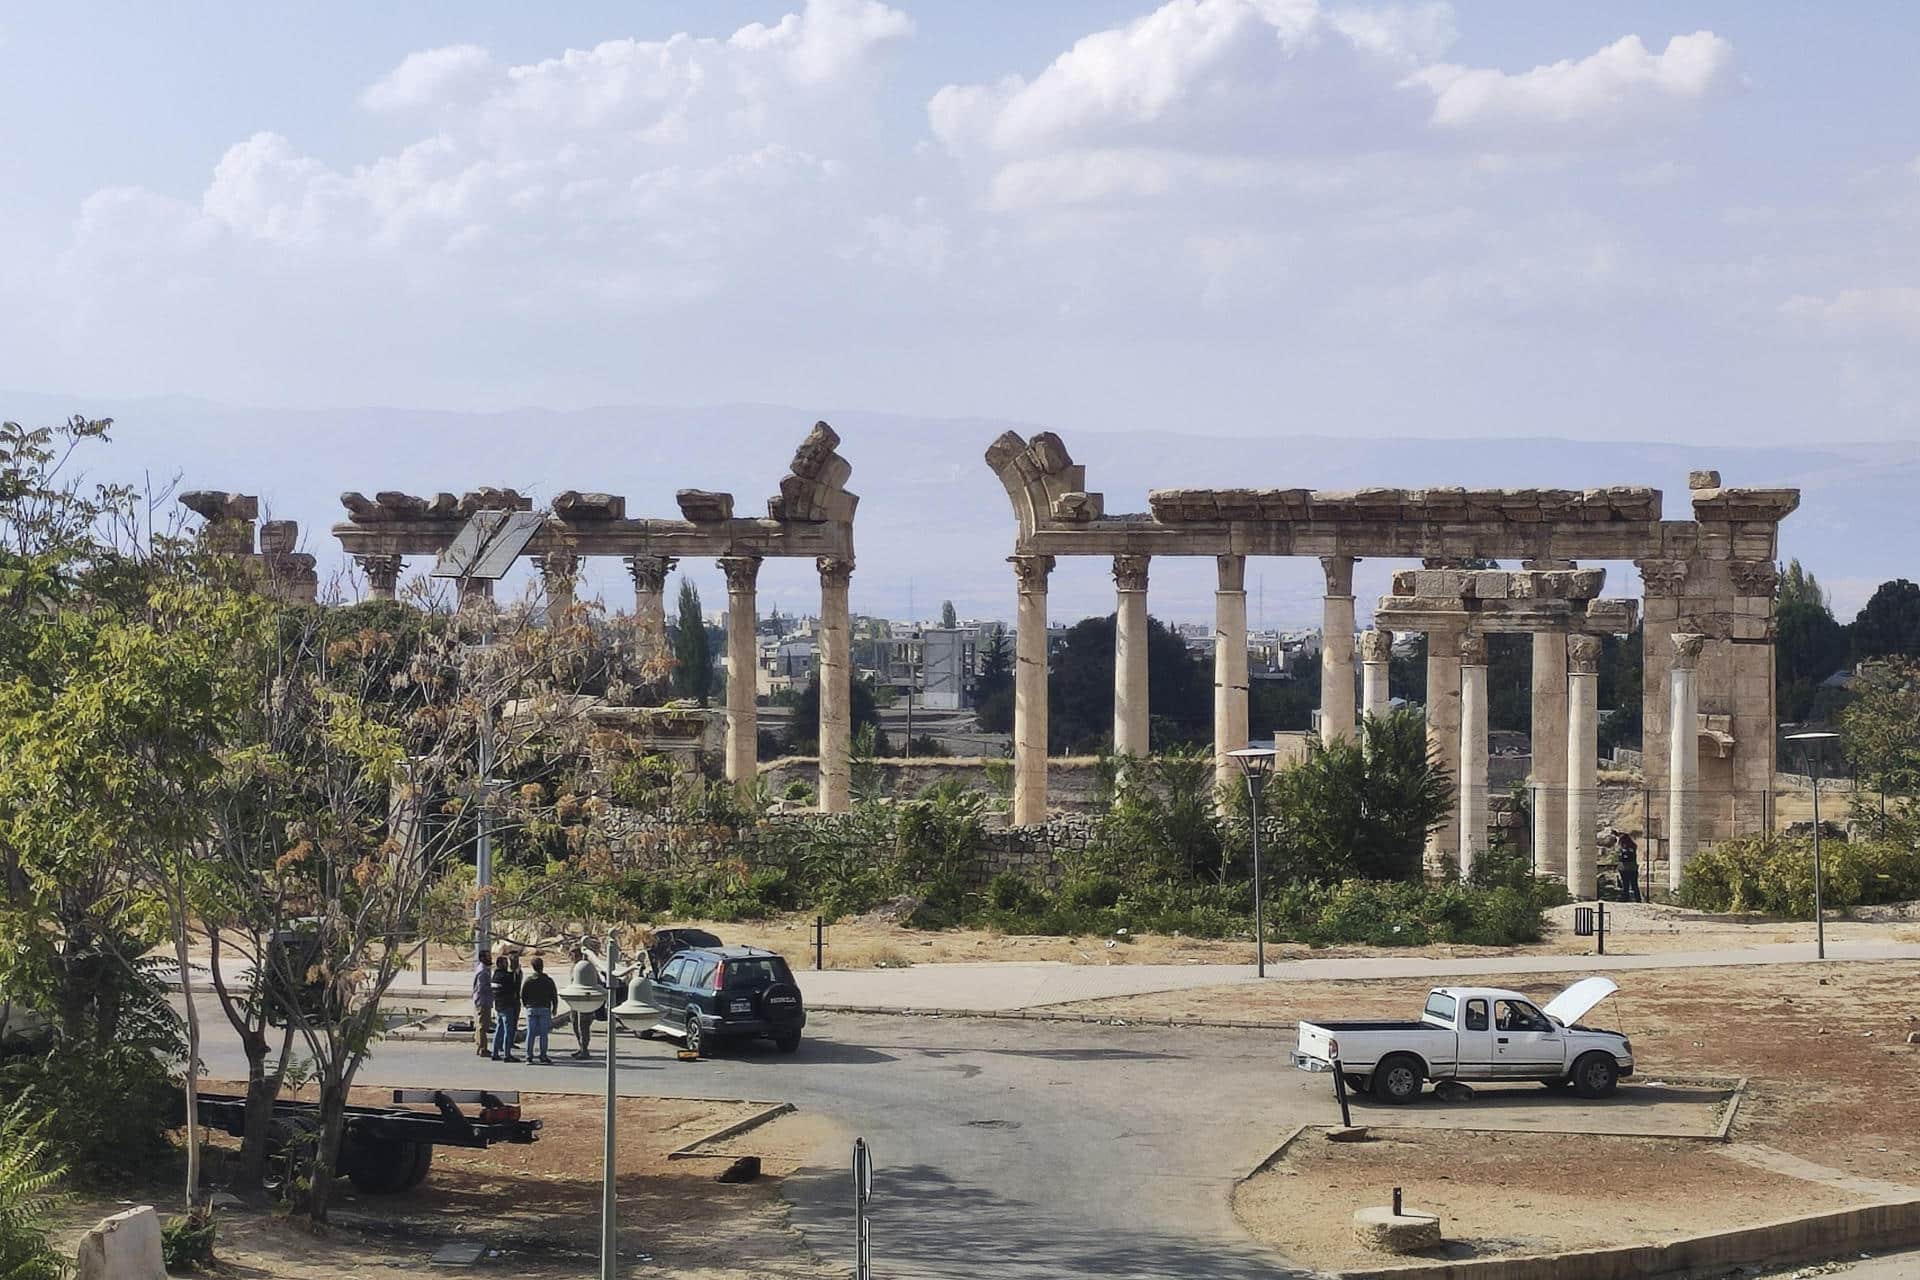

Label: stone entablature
[180,489,319,604]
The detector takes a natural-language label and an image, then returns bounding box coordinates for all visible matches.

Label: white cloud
[1782,287,1920,339]
[360,43,494,113]
[1415,32,1736,134]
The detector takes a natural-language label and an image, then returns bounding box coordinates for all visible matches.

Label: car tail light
[1327,1038,1339,1060]
[712,965,726,992]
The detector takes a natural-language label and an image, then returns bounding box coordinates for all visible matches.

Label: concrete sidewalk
[178,937,1914,1010]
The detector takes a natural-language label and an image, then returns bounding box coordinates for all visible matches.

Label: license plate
[729,1000,752,1014]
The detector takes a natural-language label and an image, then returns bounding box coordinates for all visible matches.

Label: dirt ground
[1056,959,1920,1186]
[1234,1129,1863,1272]
[57,1089,843,1279]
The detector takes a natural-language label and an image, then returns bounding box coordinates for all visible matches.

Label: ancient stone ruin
[986,434,1798,897]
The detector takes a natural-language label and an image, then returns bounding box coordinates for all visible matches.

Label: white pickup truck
[1291,977,1633,1104]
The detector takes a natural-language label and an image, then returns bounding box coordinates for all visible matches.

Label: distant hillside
[5,391,1910,627]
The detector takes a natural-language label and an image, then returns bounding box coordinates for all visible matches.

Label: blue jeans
[491,1008,519,1058]
[525,1007,553,1060]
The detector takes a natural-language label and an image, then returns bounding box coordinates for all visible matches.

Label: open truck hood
[1543,976,1618,1026]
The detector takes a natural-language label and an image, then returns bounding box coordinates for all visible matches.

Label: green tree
[1841,660,1920,842]
[940,600,958,629]
[782,671,886,756]
[1776,598,1850,723]
[1596,625,1643,754]
[1269,710,1453,883]
[974,625,1013,733]
[1045,615,1208,753]
[1851,579,1920,662]
[1779,559,1828,611]
[672,577,713,705]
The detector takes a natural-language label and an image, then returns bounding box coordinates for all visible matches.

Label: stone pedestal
[817,558,854,814]
[457,577,494,610]
[1352,1205,1442,1254]
[1458,633,1489,877]
[1668,632,1705,892]
[1424,626,1463,873]
[1530,629,1570,882]
[626,555,676,665]
[1319,556,1357,745]
[1214,554,1250,792]
[357,554,404,602]
[1359,629,1392,725]
[1012,555,1054,825]
[76,1206,165,1280]
[1112,555,1151,760]
[1566,635,1602,898]
[719,555,763,792]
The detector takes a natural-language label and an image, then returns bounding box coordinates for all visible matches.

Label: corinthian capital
[1359,629,1394,664]
[625,555,676,593]
[1670,632,1707,669]
[816,556,854,589]
[1010,554,1055,592]
[718,555,762,594]
[1111,554,1150,593]
[1567,634,1603,675]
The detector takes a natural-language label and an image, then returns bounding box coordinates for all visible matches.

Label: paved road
[194,1002,1324,1279]
[184,938,1920,1012]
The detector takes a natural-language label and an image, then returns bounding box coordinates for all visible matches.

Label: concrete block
[1353,1205,1442,1253]
[76,1206,165,1280]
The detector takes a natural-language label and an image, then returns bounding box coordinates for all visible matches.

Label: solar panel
[430,510,545,580]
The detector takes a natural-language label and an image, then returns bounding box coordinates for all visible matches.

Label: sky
[6,1,1920,446]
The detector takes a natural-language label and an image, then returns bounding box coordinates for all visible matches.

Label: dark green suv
[632,946,806,1056]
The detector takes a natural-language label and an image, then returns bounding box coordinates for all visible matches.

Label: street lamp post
[1229,747,1279,978]
[560,940,617,1280]
[1785,731,1840,961]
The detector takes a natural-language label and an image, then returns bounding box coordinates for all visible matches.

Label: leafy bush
[0,1042,176,1183]
[1679,835,1920,915]
[162,1207,217,1272]
[0,1097,66,1280]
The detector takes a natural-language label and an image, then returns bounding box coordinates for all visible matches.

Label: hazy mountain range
[6,390,1913,629]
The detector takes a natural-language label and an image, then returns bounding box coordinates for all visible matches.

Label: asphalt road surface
[193,1004,1325,1279]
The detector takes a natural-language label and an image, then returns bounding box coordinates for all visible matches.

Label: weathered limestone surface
[533,550,580,610]
[1353,1205,1443,1254]
[1669,632,1706,891]
[1458,632,1490,876]
[1012,555,1054,824]
[719,555,762,790]
[1112,555,1151,759]
[1214,554,1250,791]
[1359,628,1392,723]
[1530,629,1569,882]
[626,555,676,661]
[75,1206,165,1280]
[1320,555,1357,744]
[1425,625,1463,873]
[1567,635,1603,898]
[817,557,854,814]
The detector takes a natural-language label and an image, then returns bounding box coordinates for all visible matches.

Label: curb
[667,1101,796,1160]
[1239,1124,1310,1182]
[1328,1196,1920,1280]
[805,1004,1299,1030]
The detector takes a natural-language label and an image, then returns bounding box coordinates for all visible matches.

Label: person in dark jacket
[520,955,558,1065]
[1616,830,1641,902]
[490,953,521,1061]
[472,949,494,1058]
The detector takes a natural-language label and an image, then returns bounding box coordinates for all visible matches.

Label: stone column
[1012,554,1055,825]
[625,555,676,664]
[1668,632,1706,893]
[1213,554,1250,792]
[1359,629,1393,724]
[357,554,404,602]
[816,557,854,815]
[718,555,763,792]
[1530,630,1569,882]
[533,551,580,613]
[1458,632,1490,878]
[1319,556,1358,745]
[1112,555,1151,760]
[1424,625,1463,874]
[1566,635,1603,899]
[457,577,494,611]
[1637,559,1688,848]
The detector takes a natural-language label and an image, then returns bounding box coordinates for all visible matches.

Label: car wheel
[1571,1052,1619,1099]
[683,1013,705,1058]
[774,1031,801,1055]
[1372,1055,1423,1105]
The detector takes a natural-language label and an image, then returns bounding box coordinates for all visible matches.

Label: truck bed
[1303,1020,1433,1032]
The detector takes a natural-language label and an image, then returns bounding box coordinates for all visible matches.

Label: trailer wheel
[400,1142,433,1191]
[264,1115,321,1196]
[346,1137,420,1195]
[1372,1054,1424,1105]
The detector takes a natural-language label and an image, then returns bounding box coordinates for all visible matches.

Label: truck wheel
[1372,1055,1423,1105]
[1571,1052,1620,1099]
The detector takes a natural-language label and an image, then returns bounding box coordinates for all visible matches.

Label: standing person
[568,944,605,1060]
[471,949,494,1058]
[490,953,521,1062]
[1616,830,1642,902]
[521,955,558,1065]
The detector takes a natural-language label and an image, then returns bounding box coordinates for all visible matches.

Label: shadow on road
[787,1159,1304,1280]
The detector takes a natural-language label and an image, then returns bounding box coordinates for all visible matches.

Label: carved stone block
[676,489,735,523]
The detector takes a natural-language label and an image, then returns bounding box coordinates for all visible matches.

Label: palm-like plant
[0,1097,67,1280]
